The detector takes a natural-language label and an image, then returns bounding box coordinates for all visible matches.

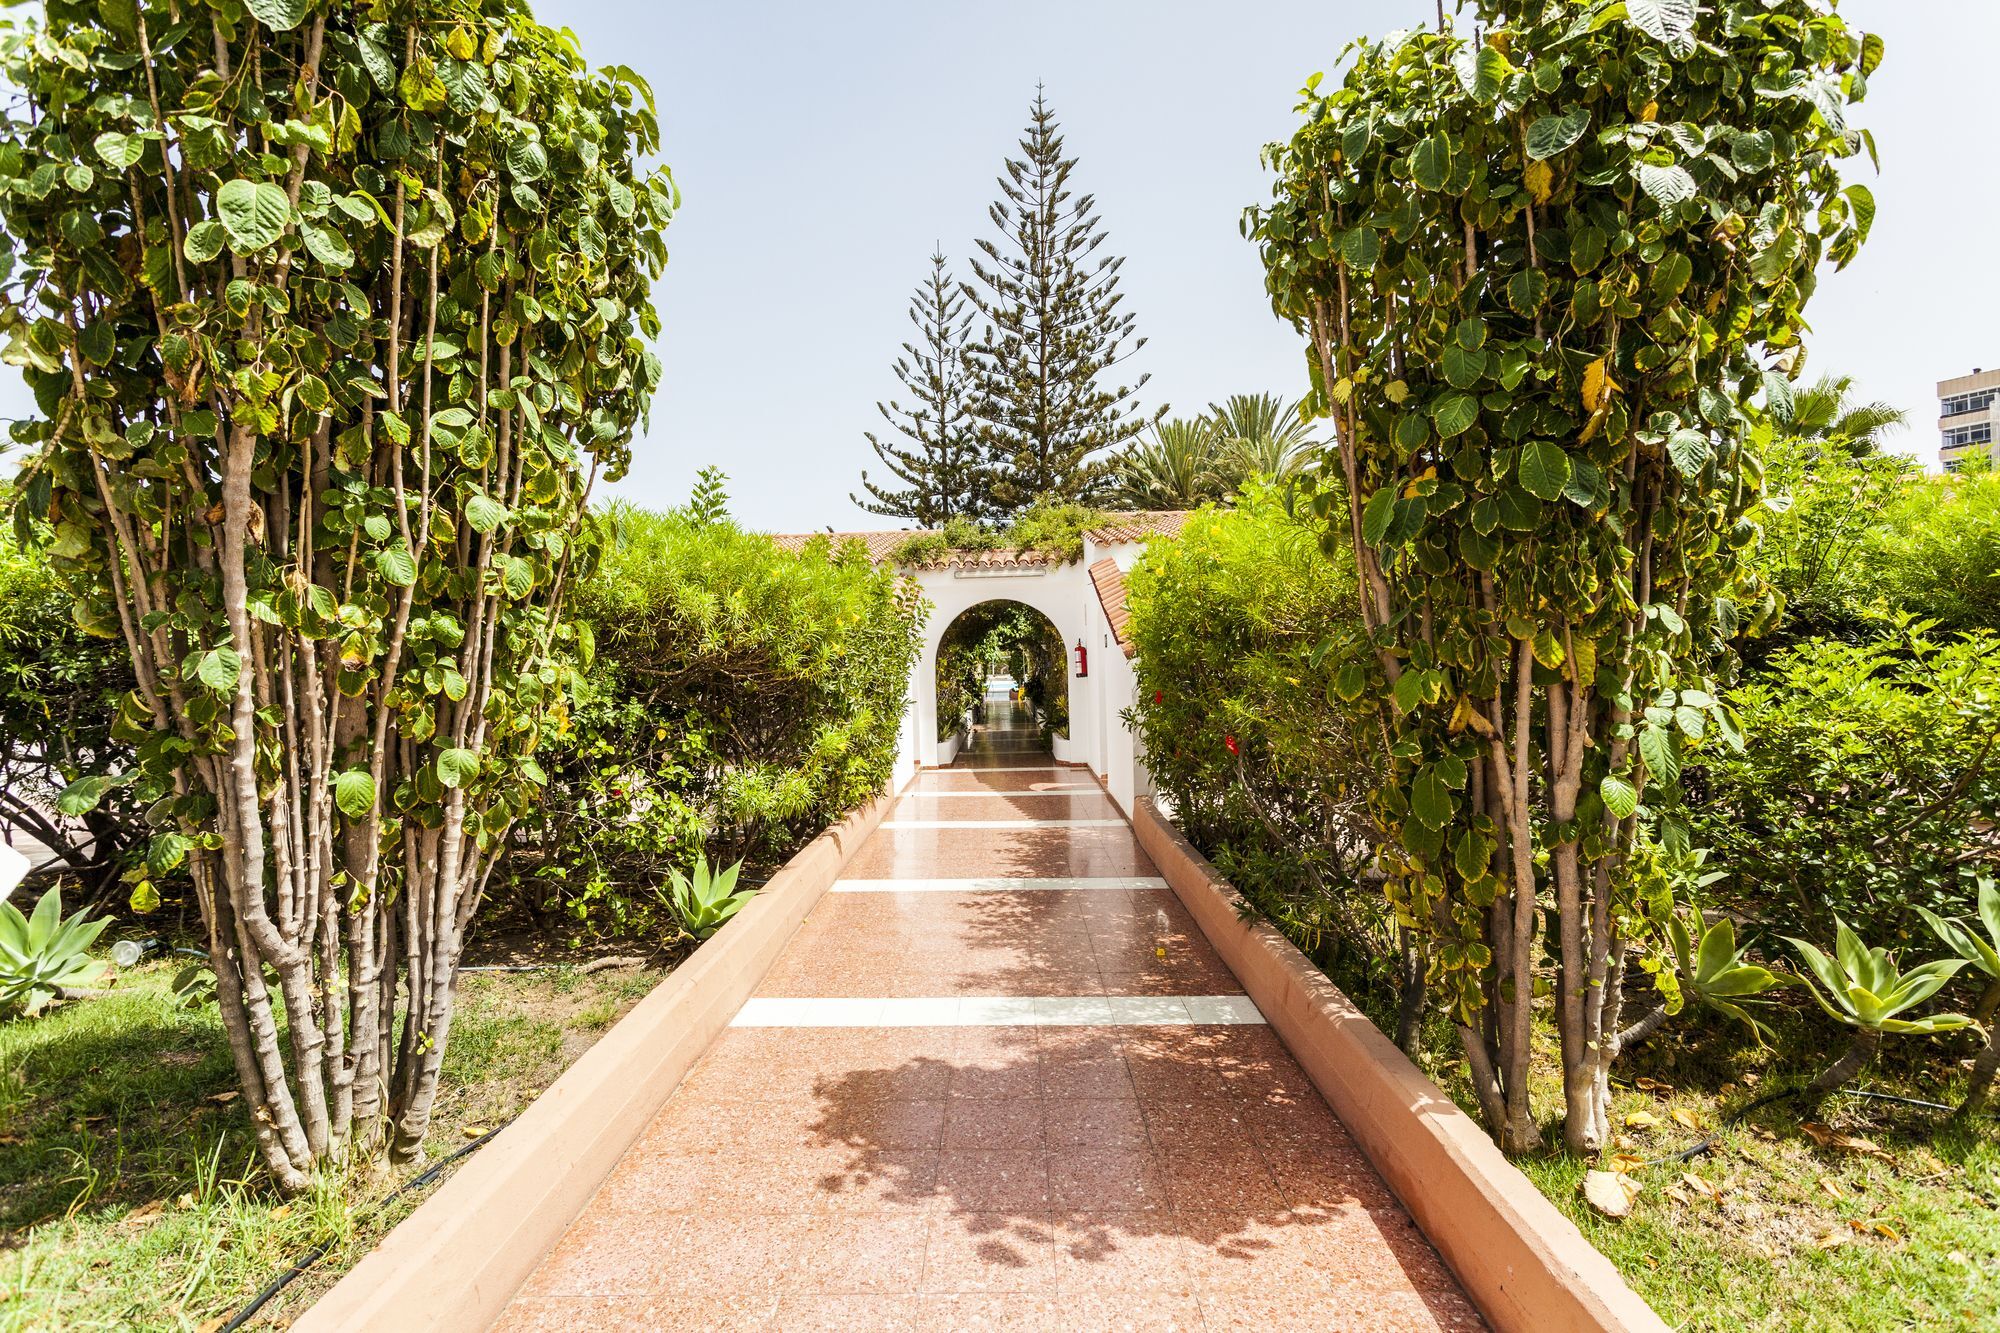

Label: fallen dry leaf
[196,1318,228,1333]
[1681,1172,1718,1200]
[1871,1222,1902,1243]
[270,1204,292,1221]
[1819,1176,1848,1202]
[1635,1076,1674,1094]
[1607,1151,1647,1173]
[463,1125,488,1139]
[1801,1122,1894,1161]
[1584,1169,1642,1219]
[1815,1230,1849,1250]
[1625,1109,1662,1130]
[1671,1107,1703,1131]
[207,1090,240,1105]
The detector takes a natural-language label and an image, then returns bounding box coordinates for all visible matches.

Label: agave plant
[1787,921,1970,1097]
[0,888,110,1016]
[1665,908,1787,1043]
[664,853,755,940]
[1919,879,2000,1117]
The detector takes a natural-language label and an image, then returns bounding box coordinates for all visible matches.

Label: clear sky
[7,2,1990,533]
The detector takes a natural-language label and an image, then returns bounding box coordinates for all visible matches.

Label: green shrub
[1747,433,1913,656]
[888,500,1107,567]
[0,521,138,888]
[1125,490,1393,1010]
[1689,623,2000,947]
[503,496,924,937]
[1865,467,2000,635]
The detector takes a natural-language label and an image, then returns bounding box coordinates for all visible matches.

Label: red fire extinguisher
[1074,639,1088,677]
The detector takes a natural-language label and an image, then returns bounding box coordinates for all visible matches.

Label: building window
[1942,389,1998,417]
[1943,422,1994,448]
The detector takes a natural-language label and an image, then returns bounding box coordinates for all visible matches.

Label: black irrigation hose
[1636,1084,1957,1171]
[217,1118,515,1333]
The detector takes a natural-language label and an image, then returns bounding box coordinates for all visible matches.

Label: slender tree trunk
[1808,1027,1881,1099]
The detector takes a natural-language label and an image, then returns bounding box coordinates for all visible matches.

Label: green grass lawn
[0,958,664,1331]
[1476,1018,2000,1332]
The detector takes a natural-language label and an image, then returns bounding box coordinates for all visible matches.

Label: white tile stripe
[831,876,1170,893]
[895,788,1101,798]
[730,995,1265,1027]
[880,818,1128,830]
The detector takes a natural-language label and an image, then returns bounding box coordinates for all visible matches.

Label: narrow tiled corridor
[497,698,1483,1331]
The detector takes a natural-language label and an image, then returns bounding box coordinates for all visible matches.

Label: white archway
[909,563,1094,766]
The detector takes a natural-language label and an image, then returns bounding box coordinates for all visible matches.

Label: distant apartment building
[1940,367,2000,471]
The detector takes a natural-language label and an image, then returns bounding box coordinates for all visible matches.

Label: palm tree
[1789,374,1908,456]
[1207,393,1319,487]
[1111,417,1224,509]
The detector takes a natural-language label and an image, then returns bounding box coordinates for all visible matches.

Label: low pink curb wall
[298,786,899,1333]
[1134,800,1666,1333]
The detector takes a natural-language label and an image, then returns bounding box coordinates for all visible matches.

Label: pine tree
[965,88,1154,514]
[854,250,982,526]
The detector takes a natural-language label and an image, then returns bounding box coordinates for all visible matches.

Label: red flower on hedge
[1224,734,1239,756]
[1154,690,1163,704]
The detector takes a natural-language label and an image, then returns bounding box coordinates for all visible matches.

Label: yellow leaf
[1871,1222,1901,1242]
[1670,1106,1702,1131]
[1524,159,1554,205]
[1332,377,1355,406]
[1581,356,1616,414]
[1624,1108,1662,1129]
[1641,100,1659,122]
[1819,1176,1847,1202]
[1681,1172,1717,1200]
[1385,379,1409,404]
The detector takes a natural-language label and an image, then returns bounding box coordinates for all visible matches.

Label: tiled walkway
[497,701,1482,1332]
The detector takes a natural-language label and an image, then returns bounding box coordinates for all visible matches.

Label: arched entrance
[933,600,1068,754]
[909,565,1091,768]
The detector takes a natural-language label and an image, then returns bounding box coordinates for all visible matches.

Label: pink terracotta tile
[921,1212,1060,1293]
[1199,1286,1483,1331]
[1139,1100,1255,1154]
[944,1099,1047,1150]
[1057,1290,1205,1331]
[1158,1149,1286,1213]
[1050,1213,1194,1294]
[491,1294,779,1330]
[1047,1148,1167,1211]
[919,1293,1072,1332]
[793,1211,932,1293]
[768,1294,926,1332]
[1043,1098,1149,1151]
[937,1149,1051,1210]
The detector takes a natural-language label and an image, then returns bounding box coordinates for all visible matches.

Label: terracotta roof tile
[1089,557,1138,658]
[766,510,1188,569]
[1084,511,1190,545]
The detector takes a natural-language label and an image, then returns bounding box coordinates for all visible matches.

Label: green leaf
[93,131,146,169]
[464,492,507,534]
[507,138,549,182]
[1843,184,1876,246]
[1410,135,1451,191]
[1517,439,1572,501]
[197,646,242,693]
[1524,109,1590,160]
[1729,129,1775,173]
[501,556,535,599]
[215,179,292,253]
[1627,0,1696,56]
[1495,487,1543,532]
[377,543,417,587]
[1410,765,1457,830]
[1441,343,1487,390]
[1361,486,1397,546]
[1431,393,1479,438]
[1600,774,1638,819]
[436,747,480,789]
[300,221,353,270]
[56,774,111,818]
[183,220,225,264]
[1636,162,1697,207]
[334,769,376,820]
[245,0,311,31]
[1666,428,1711,478]
[1639,725,1680,786]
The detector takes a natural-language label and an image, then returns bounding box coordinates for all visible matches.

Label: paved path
[498,702,1482,1331]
